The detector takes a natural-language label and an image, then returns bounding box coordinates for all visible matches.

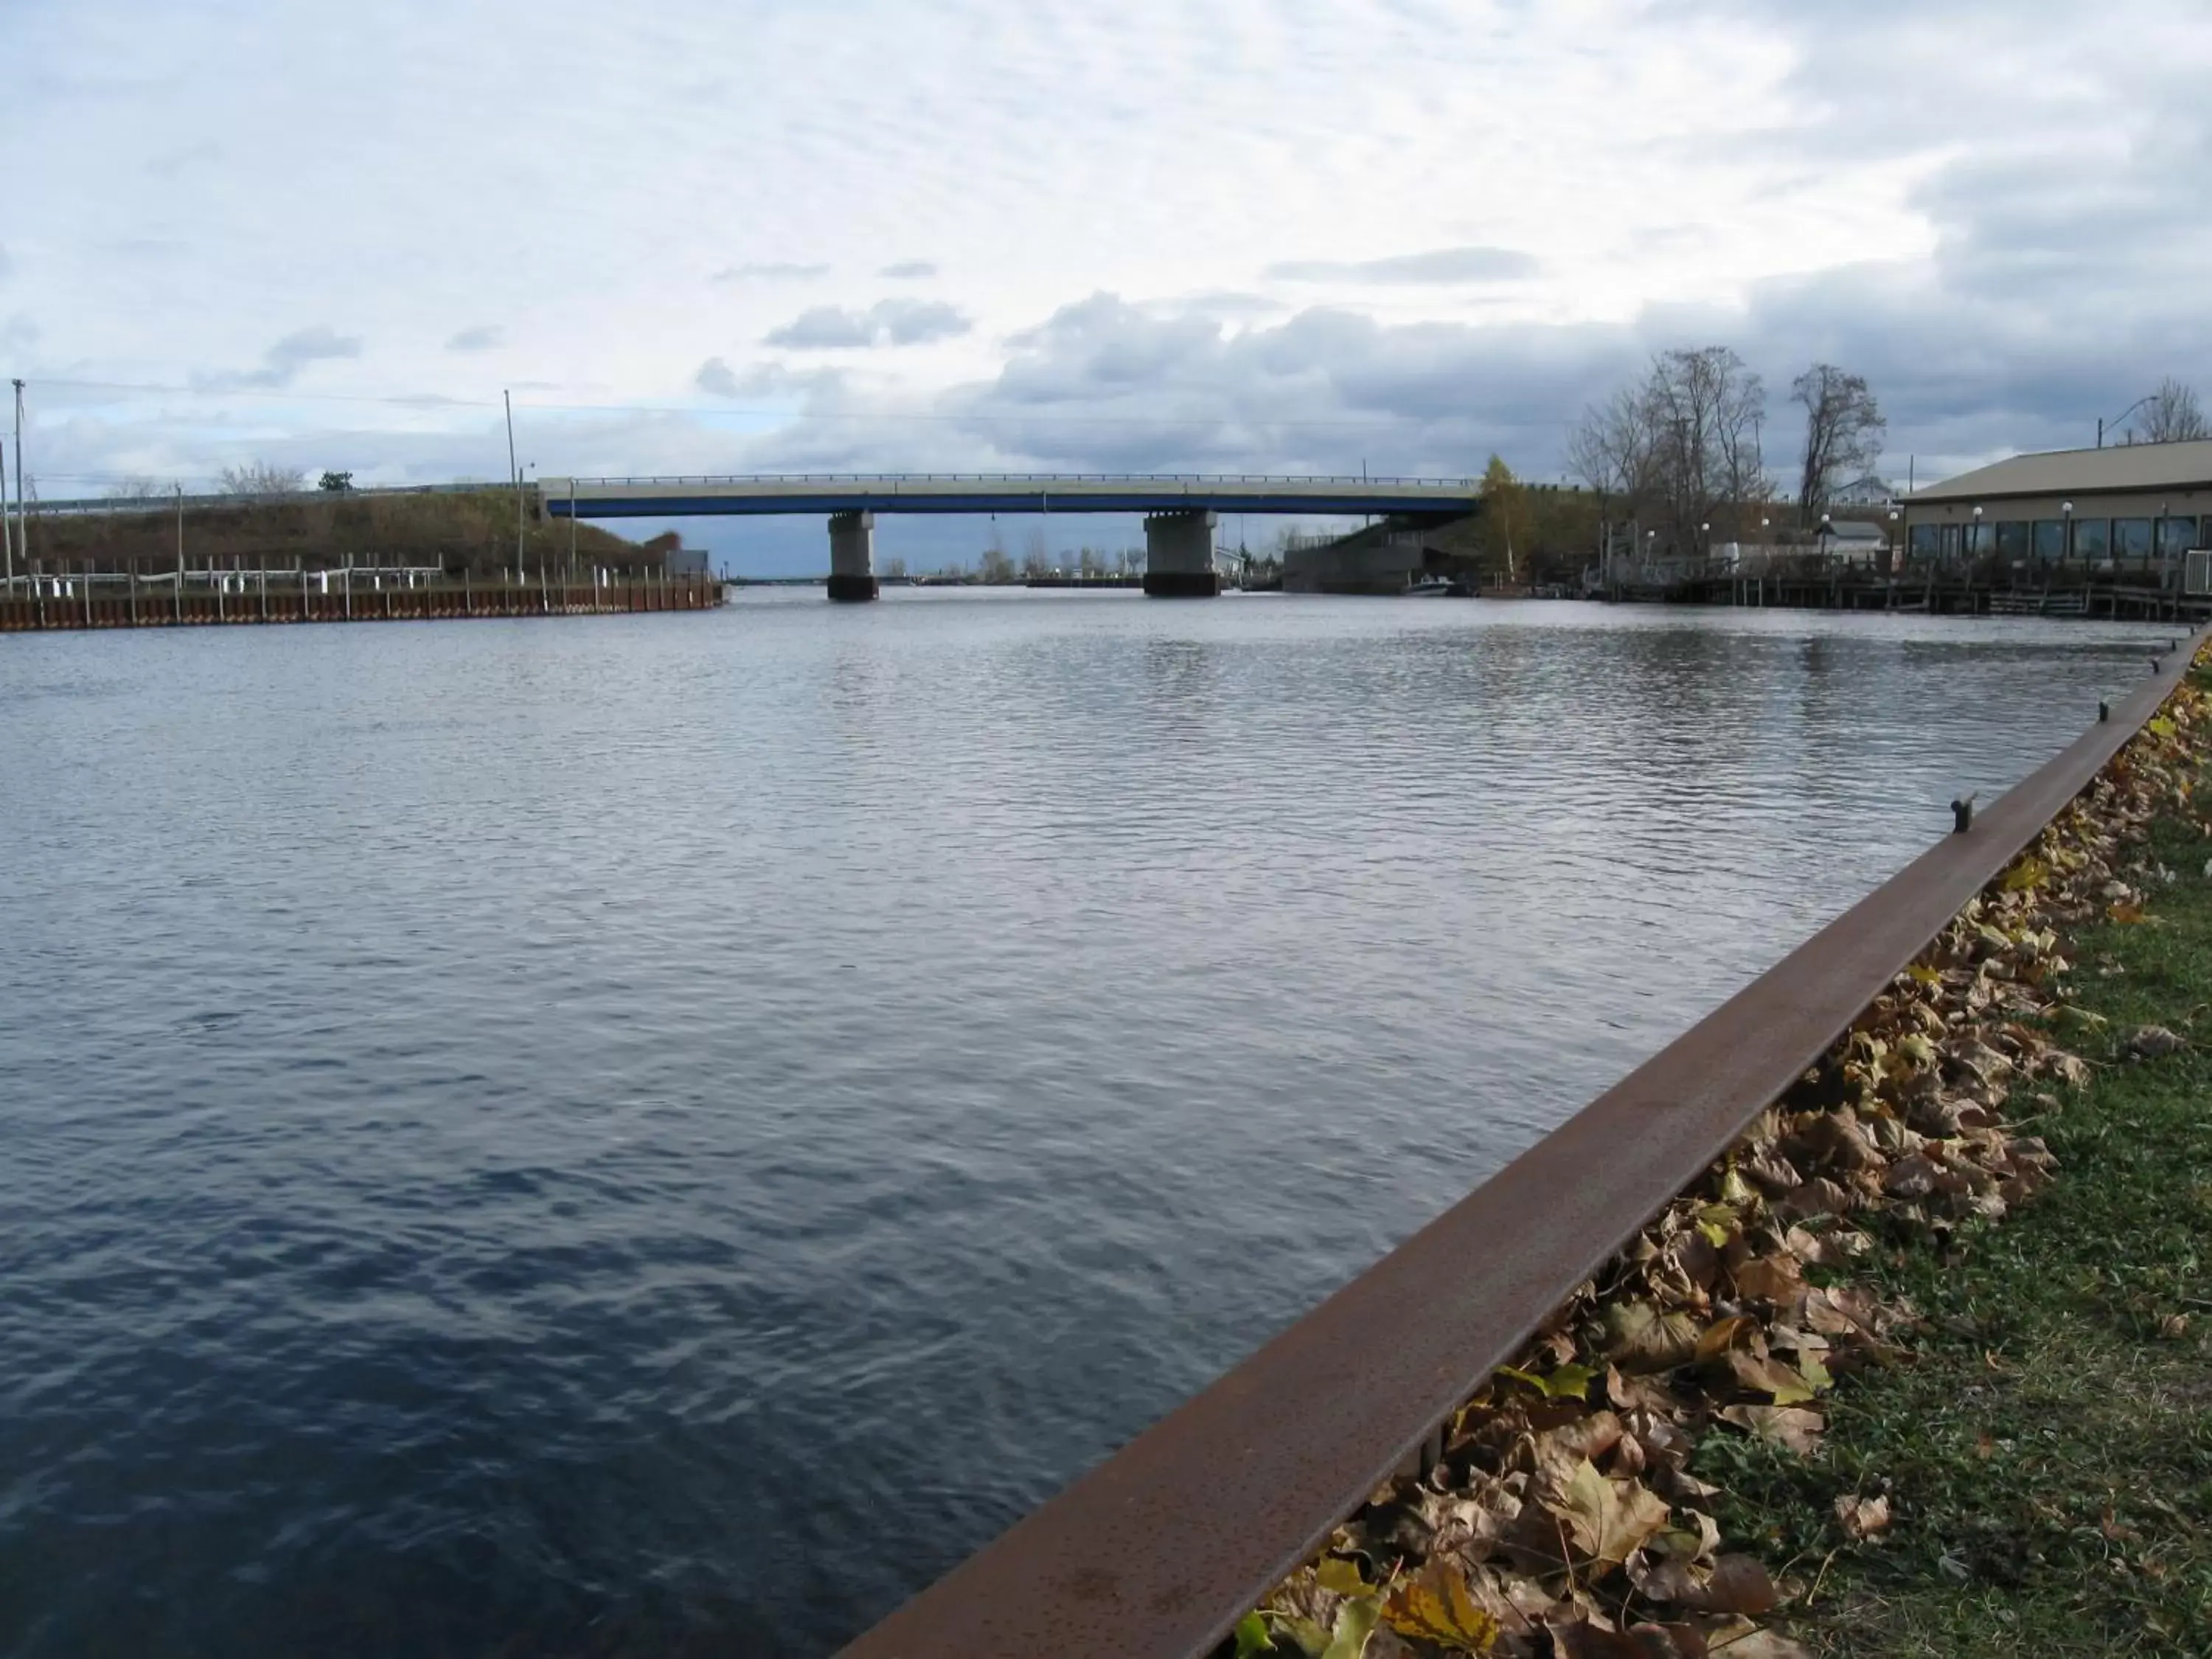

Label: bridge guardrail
[554,472,1478,490]
[837,630,2210,1659]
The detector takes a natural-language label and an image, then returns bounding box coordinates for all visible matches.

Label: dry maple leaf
[1719,1405,1825,1455]
[1540,1459,1672,1568]
[1380,1559,1502,1653]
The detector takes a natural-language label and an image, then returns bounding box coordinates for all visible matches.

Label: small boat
[1402,577,1455,597]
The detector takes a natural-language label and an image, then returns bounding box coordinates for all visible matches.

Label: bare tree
[1565,383,1660,510]
[1020,527,1051,580]
[2135,378,2209,444]
[105,477,164,502]
[1570,347,1766,555]
[219,460,307,497]
[1792,364,1886,516]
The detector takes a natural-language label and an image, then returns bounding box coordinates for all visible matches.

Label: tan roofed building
[1902,439,2212,574]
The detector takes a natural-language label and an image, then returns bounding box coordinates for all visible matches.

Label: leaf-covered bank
[1731,768,2212,1653]
[1220,663,2212,1659]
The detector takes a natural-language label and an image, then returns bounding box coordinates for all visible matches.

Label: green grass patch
[1693,807,2212,1654]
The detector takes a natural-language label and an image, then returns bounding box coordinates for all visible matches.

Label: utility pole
[11,380,24,589]
[174,484,184,622]
[1,437,11,591]
[505,390,524,583]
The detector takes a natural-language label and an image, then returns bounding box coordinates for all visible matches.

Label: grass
[1690,804,2212,1654]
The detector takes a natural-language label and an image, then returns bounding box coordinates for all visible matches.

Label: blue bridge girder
[536,473,1479,522]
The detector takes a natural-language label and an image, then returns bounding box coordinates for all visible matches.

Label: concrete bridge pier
[1143,509,1219,597]
[827,510,878,602]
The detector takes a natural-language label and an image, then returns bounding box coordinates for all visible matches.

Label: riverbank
[17,487,655,577]
[1225,655,2211,1658]
[1745,796,2212,1654]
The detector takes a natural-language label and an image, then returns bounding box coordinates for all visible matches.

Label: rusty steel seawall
[840,628,2209,1659]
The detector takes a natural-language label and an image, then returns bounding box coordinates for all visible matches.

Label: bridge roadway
[537,473,1478,599]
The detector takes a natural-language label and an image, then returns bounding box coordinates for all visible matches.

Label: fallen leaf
[1725,1351,1818,1406]
[1541,1459,1672,1568]
[1606,1366,1683,1416]
[1551,1619,1711,1658]
[1719,1405,1825,1454]
[1835,1493,1891,1541]
[1731,1255,1806,1306]
[1234,1610,1278,1657]
[1708,1632,1813,1658]
[2160,1313,2191,1340]
[1321,1596,1380,1659]
[2050,1051,2093,1088]
[1687,1556,1780,1616]
[1694,1315,1761,1362]
[1781,1224,1868,1267]
[1604,1302,1703,1371]
[1883,1153,1941,1200]
[1315,1558,1374,1599]
[2127,1023,2187,1059]
[1543,1363,1599,1402]
[1773,1178,1855,1224]
[1380,1561,1501,1653]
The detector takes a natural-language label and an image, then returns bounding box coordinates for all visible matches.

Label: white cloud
[192,325,363,391]
[4,0,2207,493]
[880,260,937,279]
[445,324,503,352]
[763,299,972,349]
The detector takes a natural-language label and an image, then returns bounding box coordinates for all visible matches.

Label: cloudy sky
[4,0,2209,568]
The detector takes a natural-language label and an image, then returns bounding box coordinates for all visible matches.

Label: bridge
[536,473,1479,598]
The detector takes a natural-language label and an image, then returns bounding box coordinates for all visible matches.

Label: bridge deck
[537,474,1478,520]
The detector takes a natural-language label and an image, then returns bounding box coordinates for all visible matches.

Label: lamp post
[2099,396,2154,448]
[2062,501,2073,566]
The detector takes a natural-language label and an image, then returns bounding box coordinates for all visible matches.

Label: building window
[1910,524,1940,559]
[2115,518,2154,562]
[2032,520,2066,561]
[1940,524,1964,559]
[2159,516,2199,557]
[1995,521,2031,560]
[1966,521,1995,556]
[2075,518,2112,560]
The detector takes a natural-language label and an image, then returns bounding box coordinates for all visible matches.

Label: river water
[0,594,2169,1655]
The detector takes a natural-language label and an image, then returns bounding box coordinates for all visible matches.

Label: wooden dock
[0,573,722,633]
[1608,569,2207,622]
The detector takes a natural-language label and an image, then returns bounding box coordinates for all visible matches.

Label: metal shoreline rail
[841,625,2211,1659]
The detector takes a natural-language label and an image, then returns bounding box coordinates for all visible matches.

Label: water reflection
[0,597,2166,1657]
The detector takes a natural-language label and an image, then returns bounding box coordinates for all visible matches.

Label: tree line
[1530,354,2205,566]
[1559,347,1888,559]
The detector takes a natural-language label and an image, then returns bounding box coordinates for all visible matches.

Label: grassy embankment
[1224,661,2212,1659]
[1710,721,2212,1655]
[24,489,655,578]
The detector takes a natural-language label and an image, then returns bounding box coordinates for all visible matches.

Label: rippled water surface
[0,594,2170,1655]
